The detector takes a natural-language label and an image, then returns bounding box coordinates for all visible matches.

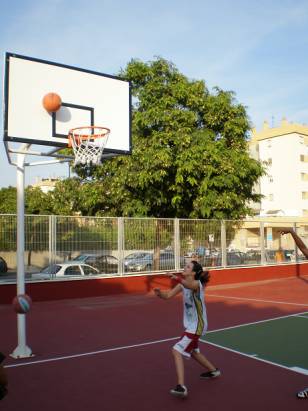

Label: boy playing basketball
[154,261,220,398]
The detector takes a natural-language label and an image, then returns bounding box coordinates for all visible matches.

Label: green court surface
[202,312,308,374]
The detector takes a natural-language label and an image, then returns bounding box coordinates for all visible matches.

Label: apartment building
[250,118,308,217]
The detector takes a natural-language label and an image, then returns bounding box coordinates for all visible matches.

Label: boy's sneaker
[200,368,221,379]
[297,388,308,399]
[170,384,188,398]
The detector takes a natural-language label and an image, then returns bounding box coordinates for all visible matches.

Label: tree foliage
[0,186,17,213]
[77,57,263,219]
[0,186,53,215]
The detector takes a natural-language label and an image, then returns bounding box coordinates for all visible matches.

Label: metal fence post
[52,215,57,274]
[260,221,266,265]
[48,215,52,266]
[118,217,124,276]
[293,222,298,263]
[174,218,180,271]
[221,220,227,267]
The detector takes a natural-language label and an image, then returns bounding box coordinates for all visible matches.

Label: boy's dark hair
[191,260,210,285]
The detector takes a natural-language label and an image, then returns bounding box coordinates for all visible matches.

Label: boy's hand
[169,274,178,281]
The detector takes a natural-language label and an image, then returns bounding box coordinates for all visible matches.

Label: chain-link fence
[0,214,307,282]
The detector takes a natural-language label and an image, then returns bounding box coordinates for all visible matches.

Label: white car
[32,262,99,280]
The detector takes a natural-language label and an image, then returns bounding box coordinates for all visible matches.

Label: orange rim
[67,126,110,148]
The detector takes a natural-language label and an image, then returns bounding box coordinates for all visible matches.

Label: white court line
[200,339,308,376]
[206,311,308,334]
[291,367,308,375]
[4,336,179,369]
[202,311,308,376]
[4,312,308,369]
[207,274,308,291]
[206,294,308,307]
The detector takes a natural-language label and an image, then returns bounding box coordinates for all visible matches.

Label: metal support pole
[260,222,266,265]
[221,220,227,267]
[11,144,33,359]
[174,218,180,271]
[117,217,124,276]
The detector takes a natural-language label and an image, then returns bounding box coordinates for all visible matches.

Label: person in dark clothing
[0,352,8,400]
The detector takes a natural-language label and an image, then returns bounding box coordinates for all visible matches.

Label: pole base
[10,345,33,359]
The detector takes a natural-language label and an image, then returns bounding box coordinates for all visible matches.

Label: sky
[1,0,308,187]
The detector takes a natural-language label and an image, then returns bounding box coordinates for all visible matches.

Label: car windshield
[126,253,149,259]
[41,265,61,274]
[73,255,87,261]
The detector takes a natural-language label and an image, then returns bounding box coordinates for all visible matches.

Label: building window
[269,194,274,201]
[301,173,308,181]
[300,155,308,162]
[269,176,273,183]
[267,158,272,165]
[302,192,308,200]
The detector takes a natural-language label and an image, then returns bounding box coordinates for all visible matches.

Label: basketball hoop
[68,126,110,166]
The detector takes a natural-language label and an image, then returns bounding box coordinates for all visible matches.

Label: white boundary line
[4,337,179,369]
[202,311,308,376]
[291,367,308,375]
[200,340,308,376]
[206,274,308,291]
[206,294,308,307]
[206,310,308,333]
[4,312,308,370]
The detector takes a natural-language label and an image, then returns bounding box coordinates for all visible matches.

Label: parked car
[0,257,8,274]
[245,250,261,264]
[203,251,245,267]
[124,251,184,272]
[33,263,99,280]
[73,254,118,274]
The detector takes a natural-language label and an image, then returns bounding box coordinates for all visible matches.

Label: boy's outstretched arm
[280,228,308,259]
[154,283,182,299]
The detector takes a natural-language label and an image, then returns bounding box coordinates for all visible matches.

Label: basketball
[12,294,32,314]
[42,92,62,112]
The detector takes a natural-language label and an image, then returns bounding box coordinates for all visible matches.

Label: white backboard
[3,53,131,155]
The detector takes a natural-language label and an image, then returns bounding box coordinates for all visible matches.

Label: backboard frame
[3,52,132,154]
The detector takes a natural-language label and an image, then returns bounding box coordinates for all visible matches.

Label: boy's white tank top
[181,281,208,336]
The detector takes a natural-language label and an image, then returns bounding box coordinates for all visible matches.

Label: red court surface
[1,274,308,410]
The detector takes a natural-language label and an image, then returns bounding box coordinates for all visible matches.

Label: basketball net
[68,126,110,166]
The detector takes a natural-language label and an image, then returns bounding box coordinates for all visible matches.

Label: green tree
[0,186,53,215]
[24,187,52,266]
[51,178,107,216]
[0,186,17,213]
[77,57,263,219]
[25,187,53,215]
